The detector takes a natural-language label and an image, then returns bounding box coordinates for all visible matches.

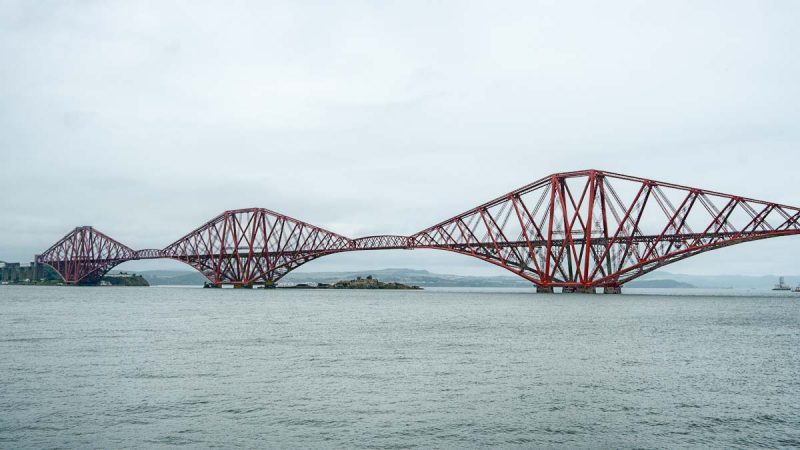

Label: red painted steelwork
[37,226,137,285]
[37,170,800,287]
[160,208,352,286]
[352,235,413,249]
[412,170,800,288]
[135,249,164,259]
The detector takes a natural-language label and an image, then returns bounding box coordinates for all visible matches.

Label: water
[1,286,798,448]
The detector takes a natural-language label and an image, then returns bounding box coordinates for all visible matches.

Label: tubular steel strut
[37,170,800,288]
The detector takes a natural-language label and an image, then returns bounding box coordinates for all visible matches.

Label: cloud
[1,0,799,275]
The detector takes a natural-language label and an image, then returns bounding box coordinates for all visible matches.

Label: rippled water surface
[1,286,798,448]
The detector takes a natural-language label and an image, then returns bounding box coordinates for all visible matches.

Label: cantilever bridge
[37,170,800,293]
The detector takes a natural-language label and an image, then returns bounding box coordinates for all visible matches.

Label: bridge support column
[562,286,596,294]
[536,286,554,294]
[603,286,622,294]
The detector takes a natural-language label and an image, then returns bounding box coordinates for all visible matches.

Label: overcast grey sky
[1,1,799,276]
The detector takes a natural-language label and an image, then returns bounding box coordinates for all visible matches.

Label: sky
[1,1,799,276]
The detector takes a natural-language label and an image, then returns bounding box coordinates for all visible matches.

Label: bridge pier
[202,281,278,289]
[35,171,800,295]
[562,286,596,294]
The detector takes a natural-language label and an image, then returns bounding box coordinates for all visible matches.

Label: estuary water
[0,286,798,448]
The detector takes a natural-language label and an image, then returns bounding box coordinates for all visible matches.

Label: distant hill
[132,268,533,287]
[626,279,695,289]
[112,270,207,286]
[283,268,533,287]
[126,268,797,289]
[638,271,799,289]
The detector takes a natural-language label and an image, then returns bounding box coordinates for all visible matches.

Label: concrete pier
[536,286,554,294]
[562,286,596,294]
[603,286,622,294]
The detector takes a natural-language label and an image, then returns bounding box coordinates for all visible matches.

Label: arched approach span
[37,170,800,290]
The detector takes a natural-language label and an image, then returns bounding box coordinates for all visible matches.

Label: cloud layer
[2,1,799,275]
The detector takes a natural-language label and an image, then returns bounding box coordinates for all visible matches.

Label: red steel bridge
[37,170,800,293]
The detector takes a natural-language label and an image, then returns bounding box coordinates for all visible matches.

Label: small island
[100,272,150,287]
[282,275,421,290]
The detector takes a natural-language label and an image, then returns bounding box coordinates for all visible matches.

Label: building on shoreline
[0,259,58,283]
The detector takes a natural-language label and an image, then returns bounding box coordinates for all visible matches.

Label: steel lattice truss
[161,208,352,285]
[37,226,137,285]
[412,170,800,289]
[37,170,800,288]
[353,235,412,249]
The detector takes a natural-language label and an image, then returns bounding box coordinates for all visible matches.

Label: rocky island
[283,275,421,290]
[100,273,150,287]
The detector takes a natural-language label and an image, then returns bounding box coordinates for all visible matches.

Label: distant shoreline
[280,276,421,290]
[6,267,795,290]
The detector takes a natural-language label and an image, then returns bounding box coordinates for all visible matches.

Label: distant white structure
[773,277,791,291]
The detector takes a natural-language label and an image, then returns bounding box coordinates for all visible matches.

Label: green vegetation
[1,263,61,285]
[102,273,149,286]
[283,275,421,290]
[283,268,529,288]
[0,265,149,286]
[135,268,534,287]
[332,275,421,289]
